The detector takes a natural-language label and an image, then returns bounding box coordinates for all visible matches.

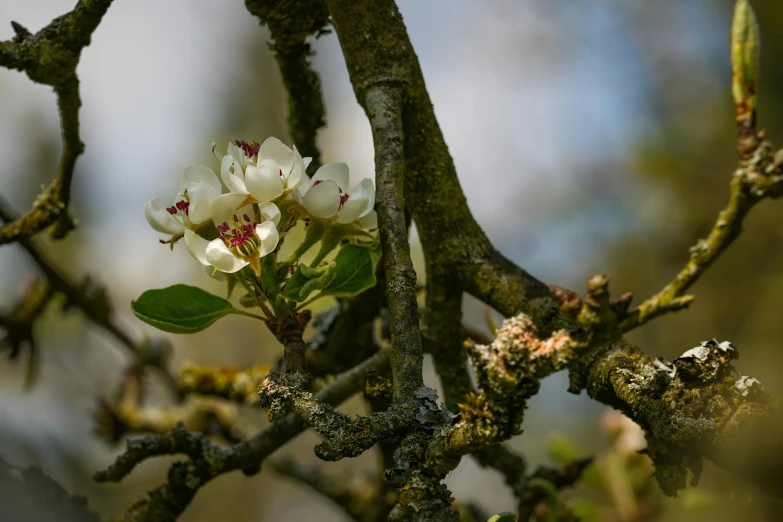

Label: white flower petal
[302,179,341,219]
[287,146,306,190]
[221,157,248,194]
[258,202,281,226]
[303,157,313,169]
[296,173,312,200]
[181,165,222,193]
[255,221,280,257]
[211,193,254,229]
[184,229,210,265]
[227,142,247,166]
[356,178,375,217]
[211,142,223,163]
[145,198,186,234]
[311,162,349,190]
[337,199,367,224]
[245,163,284,201]
[187,181,221,224]
[205,239,248,273]
[358,210,378,230]
[259,137,294,171]
[336,178,374,224]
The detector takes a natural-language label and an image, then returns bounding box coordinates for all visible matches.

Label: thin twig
[177,362,270,404]
[95,350,391,520]
[0,0,116,243]
[245,0,329,170]
[0,197,180,396]
[618,141,783,333]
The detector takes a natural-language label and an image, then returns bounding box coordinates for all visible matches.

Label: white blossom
[145,166,221,235]
[298,162,375,224]
[184,193,280,274]
[216,138,311,202]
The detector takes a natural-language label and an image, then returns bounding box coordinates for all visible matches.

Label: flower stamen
[235,139,260,158]
[165,189,191,216]
[218,213,261,259]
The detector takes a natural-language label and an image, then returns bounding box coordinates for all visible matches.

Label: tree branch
[363,83,425,405]
[619,141,783,333]
[425,314,580,478]
[0,197,179,395]
[0,0,115,244]
[0,197,132,347]
[95,349,391,521]
[93,394,255,446]
[447,314,777,500]
[177,362,270,404]
[422,280,473,412]
[259,366,408,461]
[580,338,776,498]
[245,0,329,169]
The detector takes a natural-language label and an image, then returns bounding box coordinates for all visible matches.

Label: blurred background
[1,0,782,520]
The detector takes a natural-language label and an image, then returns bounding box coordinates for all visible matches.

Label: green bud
[731,0,760,131]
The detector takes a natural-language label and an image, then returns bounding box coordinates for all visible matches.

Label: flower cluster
[145,138,376,276]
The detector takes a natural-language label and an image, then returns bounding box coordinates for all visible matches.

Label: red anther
[235,140,260,157]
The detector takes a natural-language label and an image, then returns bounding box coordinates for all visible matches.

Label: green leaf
[132,284,237,333]
[282,266,311,301]
[300,263,337,299]
[283,262,336,301]
[321,244,381,297]
[487,514,517,522]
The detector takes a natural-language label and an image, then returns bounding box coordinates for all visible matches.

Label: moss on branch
[259,367,411,461]
[425,314,580,478]
[177,362,270,404]
[580,338,773,497]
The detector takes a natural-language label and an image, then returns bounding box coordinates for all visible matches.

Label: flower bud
[731,0,760,132]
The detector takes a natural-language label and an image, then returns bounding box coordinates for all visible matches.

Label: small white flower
[145,166,222,235]
[299,162,375,224]
[184,193,280,274]
[215,138,311,202]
